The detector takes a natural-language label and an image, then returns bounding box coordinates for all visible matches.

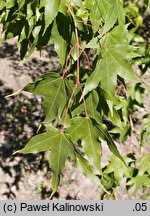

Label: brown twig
[62,45,75,78]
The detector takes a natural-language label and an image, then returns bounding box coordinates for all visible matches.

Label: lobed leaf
[102,0,125,35]
[126,175,150,195]
[94,121,125,165]
[14,126,75,196]
[76,151,109,193]
[67,117,102,174]
[104,156,133,181]
[23,72,72,122]
[138,155,150,175]
[83,45,136,96]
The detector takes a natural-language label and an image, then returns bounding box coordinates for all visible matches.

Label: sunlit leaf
[0,0,5,10]
[126,175,150,195]
[23,72,72,122]
[14,126,75,196]
[103,0,125,35]
[138,155,150,175]
[76,151,109,193]
[83,45,136,96]
[104,156,133,181]
[94,121,125,164]
[67,117,102,174]
[44,0,61,30]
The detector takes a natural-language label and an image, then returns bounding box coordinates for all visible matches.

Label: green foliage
[125,0,149,27]
[104,156,133,181]
[126,158,150,196]
[23,72,72,123]
[140,113,150,147]
[15,126,76,197]
[0,0,149,198]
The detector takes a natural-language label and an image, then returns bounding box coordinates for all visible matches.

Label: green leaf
[96,87,122,127]
[0,0,5,10]
[51,13,71,66]
[28,16,36,38]
[103,25,128,47]
[85,36,100,49]
[44,0,61,30]
[6,0,15,9]
[17,0,26,9]
[90,0,111,29]
[85,24,129,49]
[14,127,75,196]
[25,25,42,60]
[83,45,136,96]
[23,72,72,122]
[76,151,109,193]
[103,5,117,35]
[100,173,117,192]
[100,46,135,94]
[138,155,150,175]
[141,115,150,146]
[103,0,125,35]
[95,121,125,165]
[104,156,133,181]
[83,58,102,96]
[72,89,102,122]
[74,86,122,127]
[67,117,102,174]
[126,175,150,195]
[27,2,33,20]
[86,90,102,122]
[59,0,67,15]
[43,80,70,123]
[23,72,61,95]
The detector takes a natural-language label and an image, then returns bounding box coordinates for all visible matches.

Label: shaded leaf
[51,13,71,66]
[86,90,102,122]
[100,173,117,191]
[72,89,101,122]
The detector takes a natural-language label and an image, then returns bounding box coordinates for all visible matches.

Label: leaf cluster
[0,0,149,197]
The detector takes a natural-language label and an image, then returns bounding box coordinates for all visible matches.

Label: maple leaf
[14,126,75,196]
[104,156,133,181]
[23,72,72,122]
[126,175,150,195]
[67,117,125,174]
[138,155,150,175]
[67,117,102,174]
